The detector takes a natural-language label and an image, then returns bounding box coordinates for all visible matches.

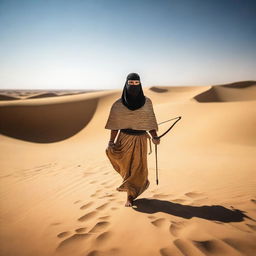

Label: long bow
[149,116,182,185]
[148,116,182,155]
[156,116,182,139]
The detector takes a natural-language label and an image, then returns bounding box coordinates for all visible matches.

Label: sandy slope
[0,81,256,256]
[0,90,98,101]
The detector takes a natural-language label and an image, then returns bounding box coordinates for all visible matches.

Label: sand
[0,81,256,256]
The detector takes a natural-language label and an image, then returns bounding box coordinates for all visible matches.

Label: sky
[0,0,256,90]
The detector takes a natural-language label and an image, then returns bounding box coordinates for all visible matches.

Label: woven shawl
[105,96,158,131]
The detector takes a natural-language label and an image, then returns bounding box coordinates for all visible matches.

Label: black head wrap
[121,72,146,111]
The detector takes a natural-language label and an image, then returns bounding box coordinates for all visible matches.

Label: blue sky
[0,0,255,90]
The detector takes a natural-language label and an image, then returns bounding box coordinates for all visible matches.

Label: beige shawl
[105,96,158,131]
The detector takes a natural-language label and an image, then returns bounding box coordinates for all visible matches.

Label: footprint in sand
[50,222,61,226]
[222,237,256,255]
[150,218,166,227]
[172,198,187,203]
[147,215,157,220]
[169,221,187,237]
[192,197,208,203]
[86,247,120,256]
[80,202,94,210]
[104,185,115,188]
[250,199,256,204]
[152,193,171,199]
[95,231,112,243]
[56,233,91,251]
[110,207,118,211]
[74,200,81,204]
[246,224,256,231]
[88,221,110,233]
[57,231,71,238]
[89,181,97,184]
[185,191,205,198]
[36,163,52,168]
[159,247,173,256]
[98,215,110,221]
[78,211,98,222]
[86,250,102,256]
[75,227,87,233]
[229,223,253,233]
[83,172,94,178]
[90,190,102,198]
[0,174,12,179]
[107,248,121,255]
[98,193,116,199]
[192,239,240,255]
[173,238,205,255]
[96,202,110,211]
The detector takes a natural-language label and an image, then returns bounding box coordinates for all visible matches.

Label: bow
[151,116,182,185]
[156,116,182,139]
[148,116,182,154]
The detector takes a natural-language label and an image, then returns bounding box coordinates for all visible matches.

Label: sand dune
[25,91,100,99]
[220,80,256,88]
[0,90,117,143]
[193,80,256,102]
[27,92,62,99]
[0,96,99,143]
[0,81,255,256]
[0,94,19,101]
[0,89,100,101]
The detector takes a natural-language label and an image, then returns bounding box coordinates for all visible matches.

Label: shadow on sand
[132,198,254,223]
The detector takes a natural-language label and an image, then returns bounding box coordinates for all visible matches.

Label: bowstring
[157,116,181,126]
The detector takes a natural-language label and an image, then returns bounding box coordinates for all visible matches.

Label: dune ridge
[193,80,256,102]
[0,89,101,101]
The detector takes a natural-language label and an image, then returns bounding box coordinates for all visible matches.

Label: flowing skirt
[105,131,151,199]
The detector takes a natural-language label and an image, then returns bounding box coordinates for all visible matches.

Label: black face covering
[121,73,146,111]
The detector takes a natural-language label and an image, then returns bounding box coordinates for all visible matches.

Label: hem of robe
[116,179,150,199]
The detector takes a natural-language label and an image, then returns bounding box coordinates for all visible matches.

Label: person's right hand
[109,141,115,146]
[107,141,115,149]
[152,137,160,145]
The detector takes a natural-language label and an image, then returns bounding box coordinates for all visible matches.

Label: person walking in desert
[105,72,160,207]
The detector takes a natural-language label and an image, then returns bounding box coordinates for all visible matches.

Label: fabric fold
[105,131,150,199]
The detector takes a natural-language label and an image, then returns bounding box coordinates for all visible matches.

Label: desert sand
[0,81,256,256]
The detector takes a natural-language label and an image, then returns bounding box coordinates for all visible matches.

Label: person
[105,72,160,207]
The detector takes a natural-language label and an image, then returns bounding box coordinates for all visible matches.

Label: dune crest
[193,80,256,102]
[149,86,169,93]
[0,94,19,101]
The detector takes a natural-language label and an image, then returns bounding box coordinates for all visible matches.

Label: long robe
[105,96,158,199]
[105,131,152,199]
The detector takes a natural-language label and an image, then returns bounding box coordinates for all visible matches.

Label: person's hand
[107,141,115,149]
[152,136,160,145]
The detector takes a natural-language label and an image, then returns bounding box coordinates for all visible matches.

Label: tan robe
[105,131,152,199]
[105,96,158,199]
